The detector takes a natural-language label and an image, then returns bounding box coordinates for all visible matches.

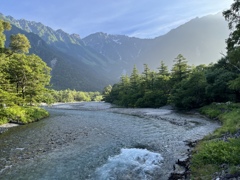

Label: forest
[103,54,240,109]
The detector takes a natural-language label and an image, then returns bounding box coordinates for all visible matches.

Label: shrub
[0,106,49,124]
[200,103,240,136]
[192,139,240,166]
[191,103,240,178]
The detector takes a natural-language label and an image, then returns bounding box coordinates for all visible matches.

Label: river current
[0,102,219,180]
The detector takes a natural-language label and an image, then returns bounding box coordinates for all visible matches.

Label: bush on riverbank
[0,106,49,124]
[190,103,240,179]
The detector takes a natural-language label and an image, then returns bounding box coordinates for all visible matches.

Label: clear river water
[0,102,220,180]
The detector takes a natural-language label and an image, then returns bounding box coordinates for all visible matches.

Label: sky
[0,0,233,39]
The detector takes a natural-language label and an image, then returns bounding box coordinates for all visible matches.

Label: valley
[0,12,229,91]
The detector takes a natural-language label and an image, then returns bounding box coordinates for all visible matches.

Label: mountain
[83,32,151,74]
[4,25,115,91]
[0,12,230,91]
[141,13,229,69]
[83,13,229,72]
[0,13,115,91]
[0,14,112,67]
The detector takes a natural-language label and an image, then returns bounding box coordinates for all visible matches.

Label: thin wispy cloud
[0,0,233,38]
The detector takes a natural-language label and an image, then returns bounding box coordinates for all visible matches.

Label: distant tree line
[42,89,102,104]
[103,53,240,109]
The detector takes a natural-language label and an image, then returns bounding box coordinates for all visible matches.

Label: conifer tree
[130,65,140,91]
[158,61,169,76]
[171,54,190,82]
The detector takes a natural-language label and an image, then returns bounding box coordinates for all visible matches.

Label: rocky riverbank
[168,140,198,180]
[189,103,240,179]
[0,123,19,134]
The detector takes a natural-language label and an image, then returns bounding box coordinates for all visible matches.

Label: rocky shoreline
[168,130,240,180]
[0,123,19,134]
[168,140,197,180]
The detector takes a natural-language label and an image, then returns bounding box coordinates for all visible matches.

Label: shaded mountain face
[83,13,229,72]
[84,33,150,65]
[1,12,229,91]
[142,13,229,69]
[0,14,112,68]
[1,14,84,46]
[1,13,115,91]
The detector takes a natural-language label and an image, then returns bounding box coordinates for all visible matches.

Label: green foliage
[171,54,190,82]
[135,90,168,108]
[169,66,208,109]
[0,20,51,125]
[228,74,240,90]
[0,117,8,125]
[102,85,112,101]
[200,105,221,119]
[223,1,240,92]
[104,47,240,110]
[104,63,171,108]
[93,94,103,101]
[223,0,240,51]
[5,53,51,104]
[0,20,11,48]
[130,65,140,90]
[104,53,240,109]
[41,89,102,104]
[10,33,31,53]
[0,106,49,124]
[8,56,44,102]
[24,107,49,122]
[200,103,240,135]
[191,103,240,178]
[191,138,240,179]
[219,109,240,134]
[103,56,207,108]
[158,60,169,76]
[192,139,240,166]
[205,67,237,102]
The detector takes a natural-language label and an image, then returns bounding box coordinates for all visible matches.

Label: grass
[200,102,240,137]
[190,102,240,179]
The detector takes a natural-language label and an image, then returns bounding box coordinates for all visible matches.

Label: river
[0,102,219,180]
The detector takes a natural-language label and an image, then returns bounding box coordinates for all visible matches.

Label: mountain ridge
[3,24,114,91]
[0,12,230,91]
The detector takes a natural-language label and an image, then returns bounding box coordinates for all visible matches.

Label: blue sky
[0,0,232,38]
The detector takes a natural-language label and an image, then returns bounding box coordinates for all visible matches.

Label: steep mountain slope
[83,33,151,74]
[141,13,229,69]
[3,25,114,91]
[84,13,229,72]
[0,14,111,68]
[1,13,115,91]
